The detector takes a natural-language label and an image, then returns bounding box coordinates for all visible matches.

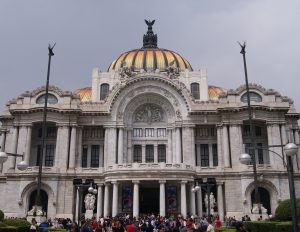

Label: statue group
[204,192,216,215]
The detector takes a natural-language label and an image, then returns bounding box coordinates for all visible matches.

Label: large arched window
[100,83,109,100]
[241,92,262,103]
[36,94,58,104]
[191,83,200,100]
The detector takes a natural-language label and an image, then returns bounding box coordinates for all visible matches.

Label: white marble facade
[0,24,300,221]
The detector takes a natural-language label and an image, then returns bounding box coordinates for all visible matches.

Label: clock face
[241,92,262,103]
[36,93,58,104]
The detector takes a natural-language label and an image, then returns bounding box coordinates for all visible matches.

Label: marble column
[133,180,140,218]
[103,183,110,217]
[24,126,32,164]
[175,127,182,163]
[197,189,203,217]
[167,129,172,163]
[112,181,119,217]
[0,129,6,173]
[118,128,123,164]
[217,126,223,168]
[189,183,196,216]
[127,129,132,163]
[75,187,80,223]
[222,125,230,168]
[96,184,103,219]
[181,181,187,218]
[142,145,146,163]
[154,145,158,163]
[69,126,77,169]
[217,182,224,221]
[76,127,83,168]
[293,128,300,170]
[7,127,18,170]
[159,180,166,217]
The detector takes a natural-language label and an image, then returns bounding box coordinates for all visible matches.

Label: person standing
[206,221,214,232]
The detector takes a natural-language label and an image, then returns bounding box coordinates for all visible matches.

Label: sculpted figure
[84,193,96,211]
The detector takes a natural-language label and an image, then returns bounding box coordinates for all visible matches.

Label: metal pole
[239,42,260,211]
[35,44,55,207]
[287,156,299,232]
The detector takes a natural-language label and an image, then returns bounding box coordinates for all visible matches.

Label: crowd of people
[27,213,253,232]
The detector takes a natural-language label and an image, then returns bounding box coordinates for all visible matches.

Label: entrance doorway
[28,189,48,215]
[251,187,271,214]
[140,187,159,214]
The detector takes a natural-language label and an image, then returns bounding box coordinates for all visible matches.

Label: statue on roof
[143,19,157,48]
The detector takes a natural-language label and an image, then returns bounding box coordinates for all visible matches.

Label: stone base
[27,205,46,223]
[85,210,94,219]
[250,204,268,220]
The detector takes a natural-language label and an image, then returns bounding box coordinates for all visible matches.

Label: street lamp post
[239,42,261,214]
[73,178,97,223]
[240,143,299,232]
[192,178,216,222]
[0,146,29,171]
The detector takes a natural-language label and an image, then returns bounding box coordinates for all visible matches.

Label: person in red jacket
[214,216,222,228]
[125,221,136,232]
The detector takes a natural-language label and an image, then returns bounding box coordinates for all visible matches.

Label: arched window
[191,83,200,100]
[241,92,262,103]
[36,93,58,104]
[100,83,109,100]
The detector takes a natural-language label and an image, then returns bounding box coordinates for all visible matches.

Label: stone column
[117,128,123,164]
[75,187,80,223]
[7,127,18,170]
[267,124,284,168]
[133,180,140,218]
[217,182,224,221]
[175,127,182,163]
[189,183,196,216]
[222,125,230,168]
[76,127,83,168]
[103,183,110,217]
[182,126,195,165]
[229,124,243,167]
[191,127,196,166]
[0,129,7,173]
[112,181,119,217]
[181,181,187,218]
[217,126,223,168]
[280,124,288,166]
[172,128,176,163]
[167,128,172,163]
[154,144,158,163]
[293,128,300,170]
[209,144,213,168]
[24,126,32,164]
[104,127,117,167]
[197,189,203,217]
[127,129,132,163]
[142,145,146,163]
[96,184,103,219]
[55,125,69,170]
[69,126,77,169]
[159,180,166,217]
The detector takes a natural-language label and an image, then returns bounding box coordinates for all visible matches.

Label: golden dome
[108,48,193,73]
[208,85,227,100]
[74,87,92,102]
[108,20,192,73]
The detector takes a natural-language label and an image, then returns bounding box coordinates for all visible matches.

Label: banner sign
[167,186,177,213]
[122,186,133,212]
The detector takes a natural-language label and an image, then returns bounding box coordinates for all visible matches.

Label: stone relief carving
[134,104,164,123]
[119,61,135,79]
[166,60,180,78]
[176,110,182,119]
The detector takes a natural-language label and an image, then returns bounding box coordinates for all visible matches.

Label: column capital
[217,181,224,185]
[159,180,166,184]
[181,180,188,184]
[104,182,111,186]
[132,180,140,184]
[111,181,118,185]
[95,182,104,186]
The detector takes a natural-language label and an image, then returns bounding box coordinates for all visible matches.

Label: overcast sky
[0,0,300,112]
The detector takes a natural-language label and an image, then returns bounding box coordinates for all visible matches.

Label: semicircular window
[36,94,58,104]
[241,92,262,103]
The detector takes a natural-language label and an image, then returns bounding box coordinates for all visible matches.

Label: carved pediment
[134,104,164,123]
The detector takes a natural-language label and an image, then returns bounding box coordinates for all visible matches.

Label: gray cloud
[0,0,299,112]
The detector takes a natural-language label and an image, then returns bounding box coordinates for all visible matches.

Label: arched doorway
[28,189,48,215]
[251,187,271,214]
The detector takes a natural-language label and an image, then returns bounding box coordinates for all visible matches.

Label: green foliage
[215,228,236,232]
[2,219,30,228]
[0,210,4,222]
[0,223,6,228]
[244,221,276,232]
[275,198,300,221]
[274,222,293,232]
[0,226,29,232]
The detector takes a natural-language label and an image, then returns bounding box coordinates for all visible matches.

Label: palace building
[0,21,299,220]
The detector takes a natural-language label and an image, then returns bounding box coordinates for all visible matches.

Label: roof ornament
[166,59,180,78]
[119,60,135,80]
[143,19,157,48]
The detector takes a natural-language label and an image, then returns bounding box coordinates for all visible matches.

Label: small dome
[208,86,227,100]
[74,87,92,102]
[107,20,192,73]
